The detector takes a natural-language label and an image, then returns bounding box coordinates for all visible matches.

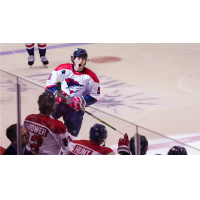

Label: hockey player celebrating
[23,92,75,155]
[25,43,49,67]
[45,48,100,137]
[63,124,115,155]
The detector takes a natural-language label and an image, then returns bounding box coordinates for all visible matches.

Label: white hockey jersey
[46,63,100,102]
[63,140,114,155]
[23,114,76,155]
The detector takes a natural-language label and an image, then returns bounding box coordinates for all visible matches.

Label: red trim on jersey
[25,43,34,48]
[84,68,99,83]
[25,114,66,135]
[46,85,57,89]
[54,63,99,83]
[72,140,114,155]
[0,146,6,155]
[88,95,98,102]
[38,44,46,48]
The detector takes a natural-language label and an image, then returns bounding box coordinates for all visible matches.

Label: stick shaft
[85,111,124,135]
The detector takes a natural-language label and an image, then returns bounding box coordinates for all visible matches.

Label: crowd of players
[1,47,188,155]
[1,117,188,155]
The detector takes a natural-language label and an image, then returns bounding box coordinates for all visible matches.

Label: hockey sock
[25,43,34,56]
[39,48,46,57]
[38,43,47,57]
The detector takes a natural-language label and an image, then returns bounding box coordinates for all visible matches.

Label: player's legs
[51,103,84,137]
[64,110,84,137]
[51,103,68,120]
[38,43,49,66]
[25,43,35,67]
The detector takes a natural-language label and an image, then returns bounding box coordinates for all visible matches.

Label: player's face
[74,57,86,72]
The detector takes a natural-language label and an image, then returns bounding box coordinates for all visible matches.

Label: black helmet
[130,135,148,155]
[73,48,88,62]
[89,124,107,142]
[167,146,187,155]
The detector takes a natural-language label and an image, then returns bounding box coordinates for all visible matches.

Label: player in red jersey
[23,92,75,155]
[63,124,115,155]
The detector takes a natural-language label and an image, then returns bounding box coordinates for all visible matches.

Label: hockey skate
[28,55,35,68]
[41,56,49,68]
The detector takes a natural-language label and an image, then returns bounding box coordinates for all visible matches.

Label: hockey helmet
[167,146,187,155]
[37,91,56,115]
[73,48,88,62]
[89,124,107,142]
[129,135,148,155]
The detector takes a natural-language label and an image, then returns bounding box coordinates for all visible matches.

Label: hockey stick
[84,110,124,135]
[56,76,124,136]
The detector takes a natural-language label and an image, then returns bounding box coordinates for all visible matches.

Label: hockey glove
[56,91,69,104]
[117,133,130,155]
[69,96,86,111]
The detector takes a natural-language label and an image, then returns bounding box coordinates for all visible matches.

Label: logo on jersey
[65,78,84,94]
[72,145,93,155]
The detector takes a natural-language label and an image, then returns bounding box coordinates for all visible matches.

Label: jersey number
[97,87,100,94]
[30,135,43,154]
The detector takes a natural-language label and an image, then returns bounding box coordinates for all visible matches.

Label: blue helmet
[89,124,107,142]
[73,48,88,62]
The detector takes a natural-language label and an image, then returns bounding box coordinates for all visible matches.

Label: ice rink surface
[1,43,200,154]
